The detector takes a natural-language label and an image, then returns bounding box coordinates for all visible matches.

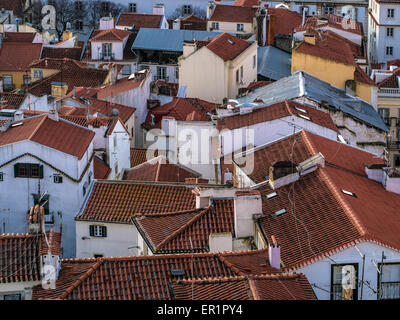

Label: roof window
[273,208,287,216]
[266,192,278,200]
[342,189,357,197]
[294,106,308,113]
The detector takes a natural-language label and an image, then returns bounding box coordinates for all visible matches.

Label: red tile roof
[257,163,400,270]
[378,67,400,88]
[93,156,111,179]
[267,8,303,36]
[209,4,257,23]
[31,248,282,300]
[237,130,383,184]
[123,157,200,183]
[0,115,95,159]
[41,46,83,60]
[320,29,364,58]
[294,31,356,66]
[217,100,338,132]
[130,148,159,167]
[295,14,363,36]
[0,42,42,71]
[180,14,207,30]
[143,97,218,130]
[173,273,316,300]
[234,0,261,6]
[90,29,131,42]
[354,64,377,86]
[76,180,201,223]
[134,199,238,253]
[0,230,61,284]
[117,13,163,29]
[247,81,273,91]
[387,59,400,70]
[3,32,35,42]
[0,93,26,108]
[206,33,253,62]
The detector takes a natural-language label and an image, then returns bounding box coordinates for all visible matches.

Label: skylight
[274,208,287,216]
[342,189,357,198]
[294,106,308,113]
[298,114,311,121]
[227,39,234,45]
[11,122,23,128]
[266,192,278,200]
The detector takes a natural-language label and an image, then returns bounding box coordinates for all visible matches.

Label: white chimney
[209,232,233,252]
[234,190,262,238]
[48,109,59,122]
[0,118,11,132]
[194,188,236,209]
[152,4,165,15]
[382,168,400,195]
[99,16,114,30]
[365,164,385,183]
[268,235,281,269]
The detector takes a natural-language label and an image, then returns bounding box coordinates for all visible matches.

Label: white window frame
[128,2,137,13]
[211,22,219,30]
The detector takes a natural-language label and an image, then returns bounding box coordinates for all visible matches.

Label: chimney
[382,168,400,195]
[209,232,233,252]
[99,16,114,30]
[194,188,236,209]
[152,4,165,15]
[48,109,59,122]
[266,14,275,46]
[28,205,45,234]
[365,163,385,183]
[0,118,11,132]
[268,161,299,189]
[303,33,316,45]
[207,1,216,20]
[40,229,61,290]
[234,190,262,238]
[268,235,281,269]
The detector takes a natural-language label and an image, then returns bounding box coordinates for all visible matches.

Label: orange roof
[90,28,131,42]
[116,13,163,29]
[130,147,158,167]
[76,180,200,223]
[209,4,257,23]
[354,65,377,86]
[267,8,303,36]
[206,33,252,61]
[3,32,35,42]
[378,67,400,88]
[31,248,286,300]
[93,156,111,179]
[217,100,338,132]
[234,0,261,6]
[173,273,316,300]
[0,42,42,71]
[0,115,95,159]
[294,31,356,66]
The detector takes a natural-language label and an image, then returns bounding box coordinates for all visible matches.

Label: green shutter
[26,164,31,178]
[89,225,94,236]
[39,165,44,179]
[14,164,18,177]
[102,226,107,237]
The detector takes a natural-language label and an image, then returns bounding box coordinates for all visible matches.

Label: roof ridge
[28,115,48,141]
[300,130,318,156]
[247,278,260,300]
[155,206,212,251]
[137,207,205,218]
[217,254,245,276]
[284,100,294,116]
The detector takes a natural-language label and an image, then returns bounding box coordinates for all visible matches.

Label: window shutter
[26,164,31,178]
[39,165,44,179]
[89,225,95,236]
[59,176,63,183]
[102,226,107,237]
[14,164,18,177]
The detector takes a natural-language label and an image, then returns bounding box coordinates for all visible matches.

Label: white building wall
[297,241,400,300]
[0,281,40,300]
[76,221,139,258]
[91,41,125,61]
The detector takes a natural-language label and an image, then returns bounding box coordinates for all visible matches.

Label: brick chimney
[234,190,262,238]
[266,14,275,46]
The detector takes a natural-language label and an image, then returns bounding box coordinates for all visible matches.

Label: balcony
[100,52,115,61]
[378,88,400,97]
[380,282,400,300]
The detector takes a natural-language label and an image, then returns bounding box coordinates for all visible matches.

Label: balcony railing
[378,88,400,97]
[380,282,400,300]
[3,84,15,92]
[100,52,115,61]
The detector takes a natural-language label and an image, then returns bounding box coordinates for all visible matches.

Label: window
[175,66,179,80]
[2,75,13,90]
[387,27,394,37]
[33,69,43,79]
[324,6,334,14]
[342,189,357,197]
[331,264,358,300]
[94,254,104,258]
[157,66,167,80]
[237,23,244,32]
[128,3,137,12]
[115,163,118,175]
[75,20,83,31]
[102,43,112,59]
[183,5,192,15]
[101,1,109,12]
[211,22,219,30]
[240,66,243,81]
[75,1,83,10]
[14,163,43,179]
[388,8,395,18]
[394,155,400,167]
[386,46,393,56]
[274,208,286,216]
[378,263,400,299]
[1,294,21,300]
[0,172,3,181]
[236,69,239,83]
[378,108,390,125]
[253,55,256,69]
[83,185,86,196]
[54,174,63,184]
[23,75,31,86]
[114,133,118,148]
[266,192,278,199]
[90,225,107,237]
[121,64,131,75]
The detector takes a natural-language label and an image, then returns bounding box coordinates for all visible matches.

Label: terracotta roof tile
[0,0,24,11]
[31,249,282,300]
[180,14,207,30]
[93,156,111,179]
[209,4,257,23]
[378,67,400,88]
[0,93,26,108]
[123,157,200,183]
[76,181,199,223]
[134,199,235,253]
[90,29,131,42]
[117,13,163,29]
[130,148,158,167]
[217,100,338,132]
[2,32,35,43]
[41,47,83,60]
[267,8,303,36]
[234,0,261,6]
[0,42,42,71]
[0,115,95,159]
[206,33,252,62]
[354,65,377,86]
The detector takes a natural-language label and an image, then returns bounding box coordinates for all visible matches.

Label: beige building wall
[207,21,254,34]
[179,42,257,103]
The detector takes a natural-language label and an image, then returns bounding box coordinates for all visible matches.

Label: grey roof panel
[132,28,223,52]
[257,46,291,81]
[238,71,388,132]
